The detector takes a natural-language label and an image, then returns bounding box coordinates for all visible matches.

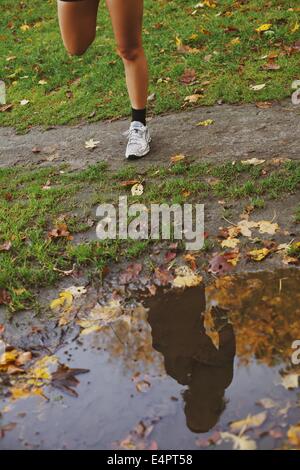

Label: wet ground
[0,268,300,450]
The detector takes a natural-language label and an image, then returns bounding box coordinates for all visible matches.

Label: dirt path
[1,99,299,170]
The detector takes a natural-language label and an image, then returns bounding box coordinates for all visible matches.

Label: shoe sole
[126,140,151,161]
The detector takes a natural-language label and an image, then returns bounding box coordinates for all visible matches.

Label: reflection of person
[146,285,236,433]
[57,0,151,160]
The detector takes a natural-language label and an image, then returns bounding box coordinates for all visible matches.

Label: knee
[117,45,143,62]
[65,35,95,57]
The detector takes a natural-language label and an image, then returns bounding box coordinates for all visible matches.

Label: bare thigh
[105,0,144,60]
[57,0,100,56]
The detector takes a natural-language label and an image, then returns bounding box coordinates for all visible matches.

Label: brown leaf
[51,364,89,397]
[0,289,11,305]
[180,68,197,85]
[48,223,73,241]
[153,266,174,286]
[0,241,12,252]
[208,254,233,275]
[119,263,142,284]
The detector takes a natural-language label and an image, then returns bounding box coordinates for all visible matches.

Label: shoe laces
[123,126,144,145]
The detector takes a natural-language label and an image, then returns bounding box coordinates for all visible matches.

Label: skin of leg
[57,0,100,56]
[105,0,148,110]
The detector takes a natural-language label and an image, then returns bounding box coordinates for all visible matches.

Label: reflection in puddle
[0,269,300,450]
[146,286,235,433]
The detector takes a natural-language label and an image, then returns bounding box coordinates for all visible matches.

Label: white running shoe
[124,121,151,160]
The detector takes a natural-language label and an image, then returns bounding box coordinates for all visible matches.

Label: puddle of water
[0,269,300,450]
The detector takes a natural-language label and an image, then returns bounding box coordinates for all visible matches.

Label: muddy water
[1,269,300,450]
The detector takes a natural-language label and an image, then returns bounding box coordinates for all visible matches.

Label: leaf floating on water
[220,432,257,450]
[287,424,300,447]
[51,364,89,397]
[280,373,299,390]
[230,411,267,432]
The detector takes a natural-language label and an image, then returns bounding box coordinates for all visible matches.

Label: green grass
[1,158,299,311]
[0,0,299,131]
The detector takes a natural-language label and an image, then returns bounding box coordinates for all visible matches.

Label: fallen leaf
[172,266,203,288]
[247,248,270,261]
[85,138,100,150]
[220,432,257,450]
[287,424,300,446]
[170,154,186,163]
[249,84,266,91]
[241,158,265,166]
[230,412,267,432]
[131,183,144,196]
[197,119,214,126]
[51,364,89,397]
[256,24,272,33]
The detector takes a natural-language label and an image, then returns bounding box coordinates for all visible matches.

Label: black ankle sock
[131,107,146,126]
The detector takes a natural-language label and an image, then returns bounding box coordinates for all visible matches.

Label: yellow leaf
[170,154,186,163]
[248,248,270,261]
[230,412,267,432]
[197,119,214,126]
[20,24,30,32]
[172,266,203,288]
[221,238,240,249]
[230,37,240,46]
[291,21,299,33]
[287,424,300,446]
[255,24,272,32]
[50,291,73,311]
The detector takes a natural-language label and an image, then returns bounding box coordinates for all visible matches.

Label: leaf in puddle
[136,380,151,393]
[220,432,257,450]
[247,248,270,261]
[287,424,300,447]
[230,411,267,433]
[51,364,89,397]
[89,300,122,323]
[0,422,17,439]
[280,373,299,390]
[257,398,278,409]
[172,266,203,288]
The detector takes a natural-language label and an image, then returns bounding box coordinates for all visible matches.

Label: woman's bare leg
[105,0,148,110]
[57,0,100,56]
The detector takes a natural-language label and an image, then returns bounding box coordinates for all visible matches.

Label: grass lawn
[0,0,299,131]
[1,158,300,311]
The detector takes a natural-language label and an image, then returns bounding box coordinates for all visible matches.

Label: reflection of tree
[206,269,300,366]
[87,304,165,376]
[146,286,236,433]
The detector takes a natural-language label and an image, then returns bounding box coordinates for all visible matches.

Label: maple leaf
[84,138,100,149]
[51,364,89,397]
